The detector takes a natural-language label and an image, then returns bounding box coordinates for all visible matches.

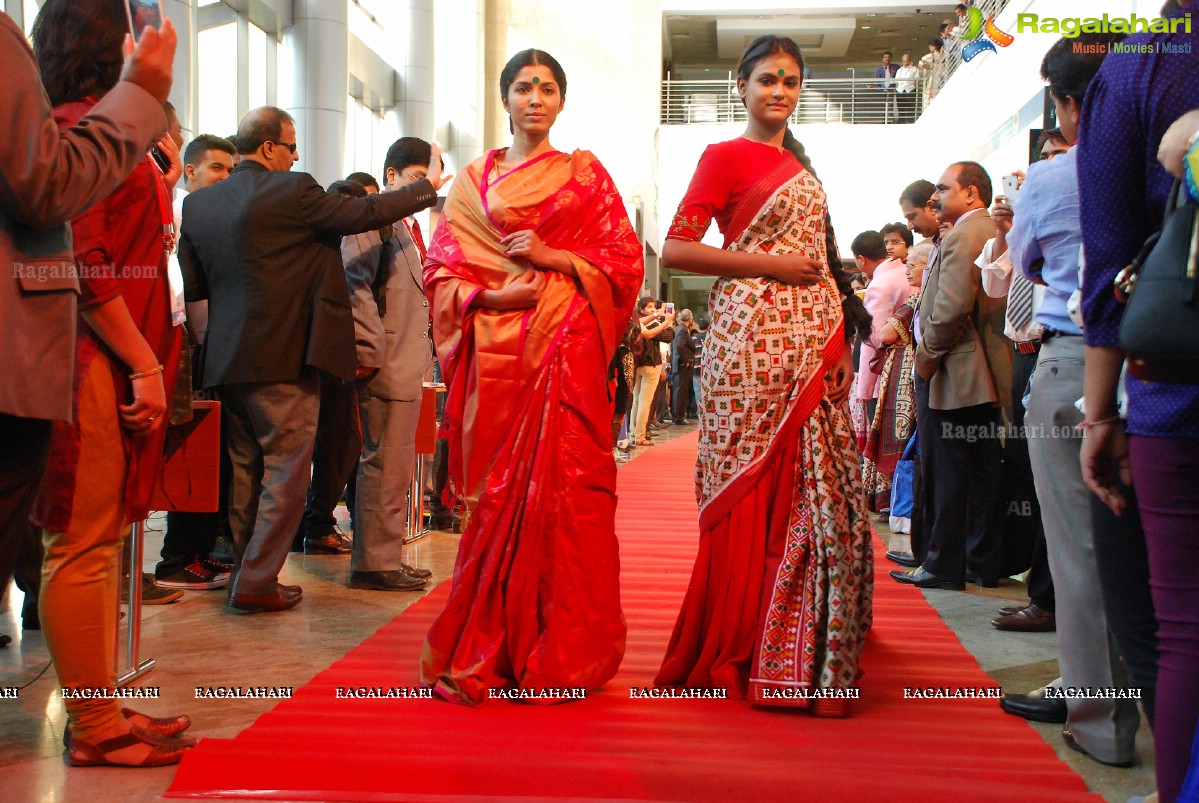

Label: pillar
[284,0,348,187]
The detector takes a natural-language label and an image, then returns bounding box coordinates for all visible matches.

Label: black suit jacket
[179,161,436,386]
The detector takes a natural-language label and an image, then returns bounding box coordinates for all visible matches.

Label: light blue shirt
[1007,147,1082,335]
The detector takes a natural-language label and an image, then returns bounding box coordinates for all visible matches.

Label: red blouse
[666,137,796,248]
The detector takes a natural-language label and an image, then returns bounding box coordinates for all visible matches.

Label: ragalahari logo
[958,5,1016,62]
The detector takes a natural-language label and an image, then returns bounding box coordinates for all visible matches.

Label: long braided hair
[736,36,873,343]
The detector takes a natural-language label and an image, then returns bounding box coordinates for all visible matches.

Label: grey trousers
[351,390,420,573]
[218,373,320,595]
[1025,335,1139,763]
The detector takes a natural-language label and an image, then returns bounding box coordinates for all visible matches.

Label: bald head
[237,106,298,171]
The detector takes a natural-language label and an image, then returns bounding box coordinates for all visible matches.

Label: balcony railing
[661,77,926,126]
[662,0,1014,126]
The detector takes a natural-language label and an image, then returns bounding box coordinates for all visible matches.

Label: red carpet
[167,433,1097,802]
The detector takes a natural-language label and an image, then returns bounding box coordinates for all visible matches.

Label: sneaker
[122,573,185,605]
[199,554,234,576]
[157,561,228,591]
[209,536,235,564]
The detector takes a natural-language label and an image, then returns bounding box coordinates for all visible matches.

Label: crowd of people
[855,15,1197,801]
[1,2,1198,799]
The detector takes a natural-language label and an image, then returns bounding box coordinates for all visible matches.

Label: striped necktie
[1007,268,1035,331]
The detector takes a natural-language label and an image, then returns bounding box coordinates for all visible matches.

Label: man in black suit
[179,106,444,613]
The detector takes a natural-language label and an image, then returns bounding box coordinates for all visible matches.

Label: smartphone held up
[126,0,165,43]
[1001,173,1021,204]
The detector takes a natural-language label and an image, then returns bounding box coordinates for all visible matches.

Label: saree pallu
[421,149,643,705]
[655,160,873,707]
[862,299,918,512]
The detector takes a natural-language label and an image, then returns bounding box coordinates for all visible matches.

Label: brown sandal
[64,707,192,747]
[67,724,194,767]
[121,707,192,737]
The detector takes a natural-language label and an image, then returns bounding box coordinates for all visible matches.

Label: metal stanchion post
[116,520,155,686]
[404,454,428,544]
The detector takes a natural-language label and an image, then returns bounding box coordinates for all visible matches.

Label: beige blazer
[915,210,1012,410]
[0,14,165,421]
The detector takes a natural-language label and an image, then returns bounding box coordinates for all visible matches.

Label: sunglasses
[267,140,297,154]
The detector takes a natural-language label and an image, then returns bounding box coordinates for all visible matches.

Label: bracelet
[1078,415,1123,430]
[128,364,164,380]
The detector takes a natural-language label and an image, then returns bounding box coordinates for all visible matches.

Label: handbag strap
[1115,180,1184,300]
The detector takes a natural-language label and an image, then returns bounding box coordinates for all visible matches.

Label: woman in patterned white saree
[655,35,874,716]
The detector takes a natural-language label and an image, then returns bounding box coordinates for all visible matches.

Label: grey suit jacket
[0,13,165,421]
[343,220,432,401]
[179,161,437,386]
[915,210,1012,410]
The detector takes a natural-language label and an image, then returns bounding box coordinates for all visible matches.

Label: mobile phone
[1001,174,1020,203]
[150,145,170,173]
[665,302,675,315]
[125,0,165,43]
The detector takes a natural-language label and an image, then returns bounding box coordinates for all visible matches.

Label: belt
[1041,328,1083,342]
[1014,341,1040,355]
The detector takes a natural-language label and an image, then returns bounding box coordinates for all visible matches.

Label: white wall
[480,0,663,246]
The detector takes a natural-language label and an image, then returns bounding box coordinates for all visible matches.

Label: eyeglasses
[267,140,297,154]
[402,170,426,182]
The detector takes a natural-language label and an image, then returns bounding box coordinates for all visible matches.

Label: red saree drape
[421,149,643,704]
[656,143,873,708]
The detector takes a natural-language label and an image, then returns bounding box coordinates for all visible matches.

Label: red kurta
[31,99,181,531]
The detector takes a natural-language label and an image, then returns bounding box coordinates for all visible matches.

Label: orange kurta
[421,149,643,704]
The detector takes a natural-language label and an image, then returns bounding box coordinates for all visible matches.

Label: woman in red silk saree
[655,136,873,711]
[421,143,643,705]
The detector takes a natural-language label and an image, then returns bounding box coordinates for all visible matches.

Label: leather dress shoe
[1062,726,1135,768]
[228,586,302,613]
[349,570,427,592]
[884,550,919,568]
[992,604,1055,632]
[305,533,351,554]
[399,562,432,579]
[998,604,1025,616]
[999,688,1067,723]
[889,567,965,590]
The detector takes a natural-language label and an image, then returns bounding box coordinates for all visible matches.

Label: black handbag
[1117,182,1199,383]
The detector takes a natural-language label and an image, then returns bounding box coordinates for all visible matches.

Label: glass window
[343,96,400,182]
[249,23,268,111]
[23,0,39,35]
[198,23,238,137]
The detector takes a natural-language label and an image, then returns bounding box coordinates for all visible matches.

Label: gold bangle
[128,364,164,380]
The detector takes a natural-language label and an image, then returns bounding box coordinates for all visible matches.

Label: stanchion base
[402,528,431,545]
[116,659,156,687]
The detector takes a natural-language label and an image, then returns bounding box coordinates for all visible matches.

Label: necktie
[406,218,428,262]
[1007,268,1035,331]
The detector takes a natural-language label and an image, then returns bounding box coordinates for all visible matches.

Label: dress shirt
[874,64,897,88]
[1077,4,1199,437]
[895,65,919,94]
[977,239,1044,342]
[1007,147,1082,335]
